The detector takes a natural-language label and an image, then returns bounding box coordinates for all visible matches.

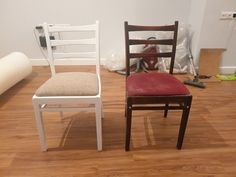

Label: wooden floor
[1,66,236,177]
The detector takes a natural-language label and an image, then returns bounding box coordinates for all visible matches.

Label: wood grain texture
[0,66,236,177]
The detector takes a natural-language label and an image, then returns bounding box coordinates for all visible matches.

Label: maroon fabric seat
[127,72,190,96]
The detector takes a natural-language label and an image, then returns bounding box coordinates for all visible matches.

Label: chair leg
[33,102,48,151]
[177,97,192,149]
[125,103,132,151]
[95,101,102,151]
[164,103,169,118]
[101,100,104,118]
[125,103,127,117]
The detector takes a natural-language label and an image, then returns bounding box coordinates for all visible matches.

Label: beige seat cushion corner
[35,72,99,96]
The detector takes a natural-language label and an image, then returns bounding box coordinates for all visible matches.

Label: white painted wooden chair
[32,21,102,151]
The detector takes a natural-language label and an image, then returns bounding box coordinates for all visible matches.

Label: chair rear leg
[33,102,48,151]
[164,103,169,118]
[125,103,127,117]
[125,102,132,151]
[177,97,192,149]
[95,101,102,151]
[101,100,104,118]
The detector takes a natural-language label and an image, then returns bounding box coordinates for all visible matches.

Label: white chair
[32,21,102,151]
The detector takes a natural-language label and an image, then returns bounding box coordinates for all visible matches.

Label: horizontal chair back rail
[128,52,172,59]
[50,39,96,46]
[129,39,174,45]
[48,24,97,32]
[127,24,176,31]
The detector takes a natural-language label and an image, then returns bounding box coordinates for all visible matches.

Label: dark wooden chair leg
[177,97,192,149]
[164,103,169,118]
[125,103,127,117]
[125,104,132,151]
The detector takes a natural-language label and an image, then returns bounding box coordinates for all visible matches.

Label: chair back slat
[129,39,174,45]
[125,21,178,76]
[43,21,100,76]
[129,52,172,59]
[48,24,96,32]
[50,38,96,46]
[127,24,176,31]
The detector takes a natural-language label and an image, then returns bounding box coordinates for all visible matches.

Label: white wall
[188,0,236,73]
[0,0,191,62]
[187,0,207,62]
[2,0,235,73]
[199,0,236,73]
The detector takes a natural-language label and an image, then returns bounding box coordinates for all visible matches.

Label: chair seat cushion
[127,72,190,96]
[35,72,99,96]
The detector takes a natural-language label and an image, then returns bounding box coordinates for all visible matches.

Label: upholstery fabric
[36,72,99,96]
[127,72,190,96]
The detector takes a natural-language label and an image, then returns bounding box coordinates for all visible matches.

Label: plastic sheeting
[104,23,190,73]
[155,23,190,73]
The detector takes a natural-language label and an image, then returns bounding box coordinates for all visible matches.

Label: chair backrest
[43,21,100,76]
[124,21,178,77]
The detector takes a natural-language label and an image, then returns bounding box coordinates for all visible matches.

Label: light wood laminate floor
[0,66,236,177]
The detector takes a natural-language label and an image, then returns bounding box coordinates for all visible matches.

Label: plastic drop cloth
[104,23,190,73]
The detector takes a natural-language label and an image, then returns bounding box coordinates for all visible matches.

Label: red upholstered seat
[127,72,190,96]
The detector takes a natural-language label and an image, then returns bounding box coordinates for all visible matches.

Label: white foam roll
[0,52,32,95]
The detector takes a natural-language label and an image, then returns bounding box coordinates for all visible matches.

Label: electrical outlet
[220,11,236,20]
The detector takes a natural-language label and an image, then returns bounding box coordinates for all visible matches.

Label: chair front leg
[177,96,192,149]
[95,101,102,151]
[101,100,104,118]
[164,103,169,118]
[125,103,127,117]
[33,102,48,151]
[125,101,132,151]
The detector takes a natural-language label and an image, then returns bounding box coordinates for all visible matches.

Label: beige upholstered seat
[36,72,98,96]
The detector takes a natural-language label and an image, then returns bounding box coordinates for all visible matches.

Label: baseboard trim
[30,58,106,66]
[220,66,236,74]
[30,59,49,66]
[30,59,236,74]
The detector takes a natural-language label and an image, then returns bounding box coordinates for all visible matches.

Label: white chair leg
[33,101,48,151]
[101,100,104,118]
[95,101,102,151]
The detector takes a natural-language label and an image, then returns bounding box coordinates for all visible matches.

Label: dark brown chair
[124,21,192,151]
